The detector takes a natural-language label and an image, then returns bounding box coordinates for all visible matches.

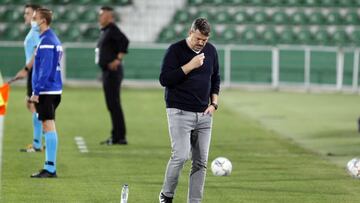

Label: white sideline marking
[74,136,88,153]
[0,116,4,200]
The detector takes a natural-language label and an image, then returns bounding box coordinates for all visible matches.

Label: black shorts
[26,68,33,98]
[35,95,61,121]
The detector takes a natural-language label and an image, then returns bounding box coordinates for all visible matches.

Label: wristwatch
[210,102,218,110]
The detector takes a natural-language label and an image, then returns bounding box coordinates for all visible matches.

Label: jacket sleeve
[33,47,54,95]
[159,45,186,87]
[211,49,221,95]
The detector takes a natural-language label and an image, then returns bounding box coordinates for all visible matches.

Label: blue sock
[32,113,43,149]
[43,131,58,173]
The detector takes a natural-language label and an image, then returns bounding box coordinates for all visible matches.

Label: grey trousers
[161,108,213,203]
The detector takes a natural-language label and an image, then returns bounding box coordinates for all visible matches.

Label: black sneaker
[30,169,57,178]
[159,193,173,203]
[100,138,128,145]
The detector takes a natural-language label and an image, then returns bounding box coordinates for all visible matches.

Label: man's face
[188,29,209,52]
[98,10,111,27]
[33,11,43,27]
[24,7,34,25]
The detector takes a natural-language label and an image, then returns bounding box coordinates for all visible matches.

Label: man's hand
[182,53,205,74]
[108,59,121,71]
[29,95,39,103]
[204,105,216,115]
[15,68,28,80]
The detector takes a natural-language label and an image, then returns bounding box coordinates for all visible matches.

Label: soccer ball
[211,157,232,176]
[346,158,360,178]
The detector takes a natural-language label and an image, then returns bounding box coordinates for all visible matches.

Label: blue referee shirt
[32,28,63,96]
[24,26,40,64]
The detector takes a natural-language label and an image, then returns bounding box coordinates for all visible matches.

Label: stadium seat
[271,11,288,24]
[188,0,205,6]
[267,0,284,6]
[1,25,22,41]
[62,25,82,42]
[1,8,22,22]
[338,0,353,6]
[308,12,324,24]
[291,11,307,25]
[326,11,342,24]
[250,0,263,6]
[59,8,81,22]
[79,9,98,22]
[241,27,258,44]
[214,10,232,24]
[261,28,278,45]
[332,30,348,45]
[115,0,132,5]
[296,29,312,44]
[252,11,268,24]
[233,11,248,24]
[343,12,359,25]
[355,0,360,6]
[313,29,330,45]
[222,27,237,42]
[230,0,247,5]
[173,10,191,24]
[279,28,296,44]
[196,10,212,21]
[157,26,177,43]
[350,30,360,45]
[304,0,321,6]
[321,0,337,7]
[83,26,99,41]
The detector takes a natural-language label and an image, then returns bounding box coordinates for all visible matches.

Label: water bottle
[120,184,129,203]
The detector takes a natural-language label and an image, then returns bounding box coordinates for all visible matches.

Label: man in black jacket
[159,18,220,203]
[96,6,129,145]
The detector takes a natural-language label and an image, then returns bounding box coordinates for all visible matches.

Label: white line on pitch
[74,136,89,153]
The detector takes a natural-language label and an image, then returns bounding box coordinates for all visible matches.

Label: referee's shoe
[30,169,57,178]
[100,138,128,145]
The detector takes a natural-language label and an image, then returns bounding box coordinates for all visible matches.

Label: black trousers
[102,67,126,141]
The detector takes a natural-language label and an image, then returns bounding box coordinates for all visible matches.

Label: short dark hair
[25,4,41,11]
[100,6,114,12]
[190,18,211,36]
[36,8,53,25]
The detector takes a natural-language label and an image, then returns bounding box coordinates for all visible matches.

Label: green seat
[233,11,248,24]
[115,0,132,5]
[271,11,288,24]
[62,26,82,42]
[158,26,177,43]
[304,0,321,6]
[291,11,307,25]
[332,30,348,45]
[268,0,283,6]
[286,0,304,6]
[241,27,258,44]
[2,25,22,41]
[313,30,330,45]
[355,0,360,6]
[188,0,205,6]
[343,12,359,25]
[252,11,267,24]
[308,12,324,24]
[250,0,263,6]
[338,0,353,6]
[326,11,342,25]
[30,0,53,4]
[83,26,99,41]
[80,9,98,22]
[321,0,337,6]
[1,8,22,22]
[53,0,71,4]
[173,10,191,24]
[296,29,312,44]
[261,28,277,45]
[196,10,212,20]
[222,27,237,42]
[230,0,247,4]
[279,28,296,44]
[350,30,360,45]
[215,10,231,24]
[93,0,112,4]
[59,9,80,22]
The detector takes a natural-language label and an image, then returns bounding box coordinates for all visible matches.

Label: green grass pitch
[1,87,360,202]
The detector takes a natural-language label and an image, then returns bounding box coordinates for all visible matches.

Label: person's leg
[102,69,126,142]
[27,70,43,150]
[31,95,60,178]
[188,113,212,203]
[161,109,196,198]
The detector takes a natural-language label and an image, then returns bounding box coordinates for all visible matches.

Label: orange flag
[0,83,10,115]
